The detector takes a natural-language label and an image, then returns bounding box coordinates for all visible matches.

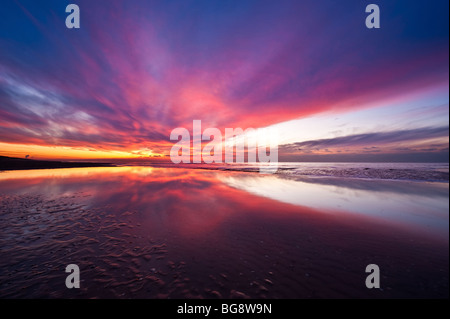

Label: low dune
[0,156,115,171]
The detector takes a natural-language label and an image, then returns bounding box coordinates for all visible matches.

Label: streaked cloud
[0,0,448,160]
[281,127,449,151]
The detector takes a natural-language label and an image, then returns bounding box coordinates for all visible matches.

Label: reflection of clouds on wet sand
[221,174,449,238]
[0,167,448,298]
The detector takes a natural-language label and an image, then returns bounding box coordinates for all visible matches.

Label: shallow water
[0,166,448,298]
[143,162,450,182]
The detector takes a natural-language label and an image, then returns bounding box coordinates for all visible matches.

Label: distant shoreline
[0,156,115,171]
[1,156,448,182]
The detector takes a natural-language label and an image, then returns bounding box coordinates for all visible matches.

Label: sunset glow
[0,0,448,301]
[0,0,448,161]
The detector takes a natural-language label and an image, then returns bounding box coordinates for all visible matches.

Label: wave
[130,162,449,182]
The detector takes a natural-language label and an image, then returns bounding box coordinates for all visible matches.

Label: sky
[0,0,448,162]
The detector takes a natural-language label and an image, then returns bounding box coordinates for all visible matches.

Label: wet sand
[0,167,448,298]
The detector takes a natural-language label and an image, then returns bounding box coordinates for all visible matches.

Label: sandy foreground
[0,166,448,298]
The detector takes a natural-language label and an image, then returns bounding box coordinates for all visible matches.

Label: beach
[0,165,448,298]
[0,156,115,171]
